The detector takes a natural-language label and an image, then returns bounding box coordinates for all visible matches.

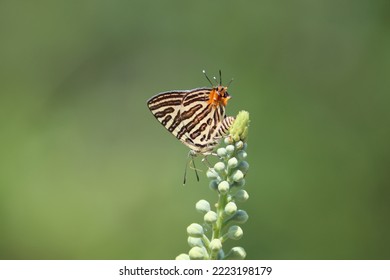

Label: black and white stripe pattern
[147,87,234,155]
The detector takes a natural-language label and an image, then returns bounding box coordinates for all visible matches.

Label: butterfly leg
[190,153,200,182]
[183,151,200,185]
[201,155,212,168]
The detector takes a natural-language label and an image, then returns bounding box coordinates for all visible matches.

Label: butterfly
[147,70,235,183]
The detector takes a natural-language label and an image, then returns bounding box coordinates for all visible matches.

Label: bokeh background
[1,0,389,259]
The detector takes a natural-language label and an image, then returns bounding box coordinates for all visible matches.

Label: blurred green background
[1,0,389,259]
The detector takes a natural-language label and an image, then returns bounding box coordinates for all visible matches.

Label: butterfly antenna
[213,76,218,85]
[202,70,214,87]
[219,69,222,85]
[227,77,234,88]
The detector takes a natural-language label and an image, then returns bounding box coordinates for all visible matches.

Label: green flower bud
[209,239,222,252]
[226,145,235,155]
[237,150,247,160]
[189,246,208,260]
[231,178,245,188]
[235,141,244,150]
[176,253,190,260]
[206,169,218,179]
[187,223,204,237]
[232,170,244,182]
[204,211,217,224]
[224,136,233,145]
[229,110,250,141]
[195,199,210,214]
[214,162,225,173]
[217,147,227,157]
[224,202,237,216]
[218,180,230,194]
[238,161,249,173]
[235,189,249,202]
[209,179,219,191]
[227,225,243,240]
[224,247,246,260]
[229,210,249,224]
[187,237,204,248]
[227,157,238,169]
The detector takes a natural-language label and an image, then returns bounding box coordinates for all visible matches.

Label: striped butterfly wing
[178,88,232,154]
[147,87,234,155]
[147,90,187,130]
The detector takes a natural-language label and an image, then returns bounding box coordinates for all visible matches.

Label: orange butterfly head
[208,86,231,107]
